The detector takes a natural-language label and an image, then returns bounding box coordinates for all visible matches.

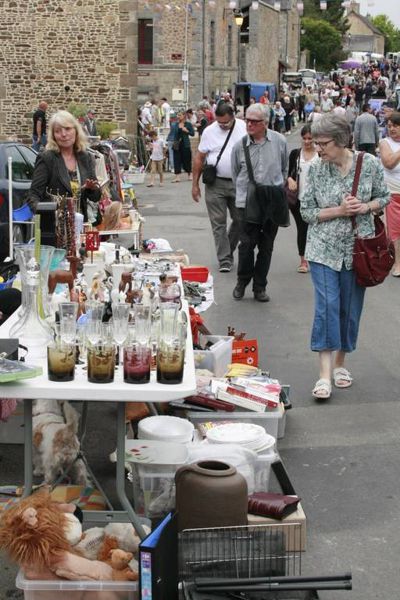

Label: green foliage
[303,0,349,35]
[96,121,118,140]
[370,14,400,54]
[66,103,88,118]
[300,17,346,71]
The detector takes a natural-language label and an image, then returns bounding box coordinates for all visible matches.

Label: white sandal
[312,378,332,400]
[333,367,353,389]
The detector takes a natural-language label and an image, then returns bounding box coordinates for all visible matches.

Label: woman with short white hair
[300,114,390,400]
[29,110,101,223]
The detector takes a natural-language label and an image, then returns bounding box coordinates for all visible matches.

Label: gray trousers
[204,177,240,266]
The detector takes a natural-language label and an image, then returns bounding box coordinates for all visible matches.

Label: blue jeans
[309,262,366,353]
[167,141,174,171]
[32,134,47,152]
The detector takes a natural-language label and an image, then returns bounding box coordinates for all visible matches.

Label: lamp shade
[234,12,244,26]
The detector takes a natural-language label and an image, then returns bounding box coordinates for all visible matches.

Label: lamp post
[233,10,244,82]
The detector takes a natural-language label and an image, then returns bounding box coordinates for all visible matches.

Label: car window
[18,146,37,175]
[4,145,34,181]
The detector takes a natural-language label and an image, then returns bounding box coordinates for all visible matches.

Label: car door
[3,144,36,211]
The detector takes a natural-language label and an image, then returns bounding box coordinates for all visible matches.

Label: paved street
[1,128,400,598]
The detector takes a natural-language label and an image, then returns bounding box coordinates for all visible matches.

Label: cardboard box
[247,502,306,552]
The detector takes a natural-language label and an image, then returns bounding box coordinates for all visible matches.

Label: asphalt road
[1,128,400,598]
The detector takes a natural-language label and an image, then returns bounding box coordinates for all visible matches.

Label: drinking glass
[47,339,76,382]
[76,322,87,365]
[59,302,79,345]
[156,303,185,385]
[158,283,181,305]
[112,303,131,363]
[85,301,104,346]
[87,343,116,383]
[134,304,151,345]
[123,342,152,384]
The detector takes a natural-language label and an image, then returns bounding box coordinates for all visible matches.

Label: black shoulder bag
[242,138,290,227]
[202,120,236,185]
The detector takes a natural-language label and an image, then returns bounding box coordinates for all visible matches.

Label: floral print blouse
[300,152,390,271]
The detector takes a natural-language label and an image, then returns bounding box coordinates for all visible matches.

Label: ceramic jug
[175,460,248,531]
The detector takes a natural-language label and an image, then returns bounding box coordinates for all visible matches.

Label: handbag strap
[351,151,365,231]
[242,137,256,184]
[214,119,236,167]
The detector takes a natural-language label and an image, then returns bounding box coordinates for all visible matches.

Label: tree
[303,0,349,35]
[300,17,346,71]
[369,14,400,54]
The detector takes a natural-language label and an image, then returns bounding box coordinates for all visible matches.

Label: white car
[298,69,317,89]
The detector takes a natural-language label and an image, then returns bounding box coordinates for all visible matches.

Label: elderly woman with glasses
[300,113,390,401]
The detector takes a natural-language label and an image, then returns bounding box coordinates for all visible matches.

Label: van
[281,72,303,87]
[386,52,400,64]
[298,68,317,88]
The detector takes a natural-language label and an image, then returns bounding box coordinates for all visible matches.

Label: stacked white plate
[206,422,275,453]
[138,415,194,444]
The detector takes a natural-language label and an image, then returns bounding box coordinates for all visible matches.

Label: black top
[32,109,46,137]
[29,150,101,222]
[288,148,301,180]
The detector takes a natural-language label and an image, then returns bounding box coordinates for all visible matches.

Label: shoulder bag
[284,150,301,207]
[351,152,394,287]
[202,120,236,185]
[242,138,289,227]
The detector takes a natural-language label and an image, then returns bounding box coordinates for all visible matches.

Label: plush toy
[0,491,139,582]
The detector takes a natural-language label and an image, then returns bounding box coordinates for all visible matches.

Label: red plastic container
[181,266,209,283]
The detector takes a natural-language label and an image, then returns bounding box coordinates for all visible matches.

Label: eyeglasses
[313,139,334,149]
[245,118,264,125]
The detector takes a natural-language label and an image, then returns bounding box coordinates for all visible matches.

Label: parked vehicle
[281,72,303,88]
[0,142,37,259]
[298,68,317,88]
[234,82,277,108]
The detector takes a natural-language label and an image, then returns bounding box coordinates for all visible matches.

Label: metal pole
[183,1,190,108]
[8,156,13,260]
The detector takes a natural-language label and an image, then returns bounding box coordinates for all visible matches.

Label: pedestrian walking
[32,100,48,151]
[379,111,400,276]
[147,130,165,187]
[353,104,379,155]
[84,109,97,137]
[161,97,171,128]
[230,103,288,302]
[300,114,390,401]
[285,124,318,273]
[281,95,295,135]
[171,111,194,183]
[192,102,247,272]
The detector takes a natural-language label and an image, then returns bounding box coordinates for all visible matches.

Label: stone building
[137,0,300,105]
[0,0,138,141]
[346,2,384,55]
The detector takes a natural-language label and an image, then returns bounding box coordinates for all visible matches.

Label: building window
[138,19,153,64]
[210,20,215,66]
[227,25,233,67]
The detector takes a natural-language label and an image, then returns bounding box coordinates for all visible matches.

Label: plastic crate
[16,570,138,599]
[193,335,233,377]
[131,463,178,520]
[180,266,209,282]
[124,172,146,184]
[187,402,285,441]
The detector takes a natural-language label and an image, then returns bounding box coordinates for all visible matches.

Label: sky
[358,0,400,28]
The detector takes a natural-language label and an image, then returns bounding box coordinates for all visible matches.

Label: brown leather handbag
[351,152,394,287]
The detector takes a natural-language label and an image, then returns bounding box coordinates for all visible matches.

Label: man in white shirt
[192,102,247,272]
[141,102,153,127]
[161,97,171,128]
[320,94,334,113]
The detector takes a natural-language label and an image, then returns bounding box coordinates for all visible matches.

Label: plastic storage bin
[180,266,209,282]
[131,463,178,520]
[16,570,138,599]
[193,335,233,377]
[188,402,285,441]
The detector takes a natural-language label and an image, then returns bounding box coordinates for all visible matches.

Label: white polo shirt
[198,118,247,179]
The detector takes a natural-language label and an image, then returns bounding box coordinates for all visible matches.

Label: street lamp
[233,10,244,27]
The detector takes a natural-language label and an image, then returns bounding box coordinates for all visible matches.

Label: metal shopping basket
[179,524,351,599]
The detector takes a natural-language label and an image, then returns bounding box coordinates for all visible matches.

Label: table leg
[22,398,33,498]
[117,402,147,539]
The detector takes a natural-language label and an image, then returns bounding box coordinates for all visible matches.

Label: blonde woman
[29,110,100,222]
[102,201,131,231]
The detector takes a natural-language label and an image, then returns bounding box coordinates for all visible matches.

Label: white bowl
[138,415,194,443]
[125,439,189,465]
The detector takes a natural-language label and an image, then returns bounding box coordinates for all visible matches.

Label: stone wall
[347,13,384,55]
[137,0,238,105]
[242,4,280,86]
[0,0,137,141]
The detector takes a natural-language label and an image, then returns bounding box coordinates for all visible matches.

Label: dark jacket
[288,148,301,180]
[29,149,101,222]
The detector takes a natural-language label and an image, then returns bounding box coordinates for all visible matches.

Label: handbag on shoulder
[351,152,394,287]
[202,120,236,186]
